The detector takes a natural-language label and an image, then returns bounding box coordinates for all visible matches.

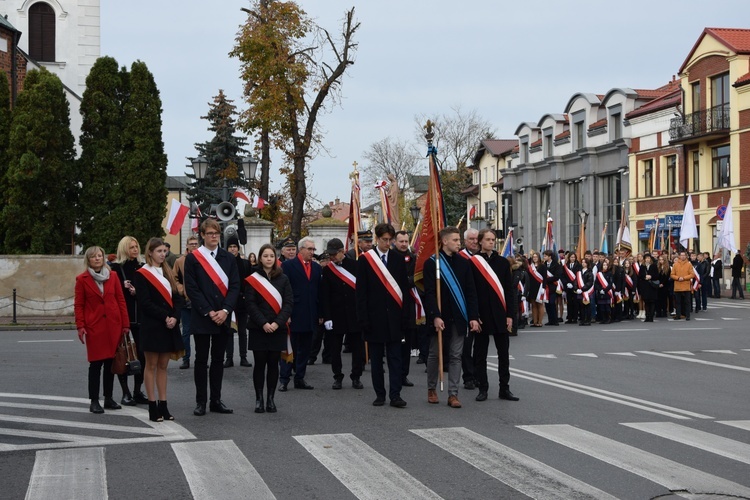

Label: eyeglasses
[204,232,220,237]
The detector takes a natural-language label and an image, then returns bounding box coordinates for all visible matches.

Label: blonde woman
[134,238,183,422]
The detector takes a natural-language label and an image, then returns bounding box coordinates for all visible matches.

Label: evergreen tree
[77,56,126,249]
[186,90,249,216]
[1,68,77,253]
[0,70,11,251]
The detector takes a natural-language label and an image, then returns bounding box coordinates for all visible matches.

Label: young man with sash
[184,219,240,416]
[423,226,480,408]
[457,228,479,390]
[469,228,518,402]
[320,238,365,390]
[355,223,411,408]
[561,252,582,324]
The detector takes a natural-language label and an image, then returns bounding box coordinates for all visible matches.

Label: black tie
[211,251,215,258]
[381,254,387,265]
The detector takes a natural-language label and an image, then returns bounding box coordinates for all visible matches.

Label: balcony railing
[669,104,730,141]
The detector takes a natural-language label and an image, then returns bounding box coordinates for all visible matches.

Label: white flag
[717,198,738,253]
[679,195,698,248]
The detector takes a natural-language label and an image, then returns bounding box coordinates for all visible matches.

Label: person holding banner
[246,244,293,414]
[469,228,518,403]
[185,219,240,416]
[423,227,480,408]
[134,237,183,422]
[355,223,411,408]
[320,238,365,391]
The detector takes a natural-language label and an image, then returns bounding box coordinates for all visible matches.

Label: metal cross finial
[352,161,358,170]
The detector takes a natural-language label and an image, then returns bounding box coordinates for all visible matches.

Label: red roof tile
[530,138,542,148]
[555,130,570,140]
[734,71,750,87]
[625,89,681,119]
[588,118,606,130]
[482,139,517,156]
[679,28,750,74]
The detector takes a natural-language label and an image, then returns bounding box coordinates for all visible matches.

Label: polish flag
[233,188,252,204]
[166,199,189,235]
[252,195,266,209]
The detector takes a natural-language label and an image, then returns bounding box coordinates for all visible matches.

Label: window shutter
[28,3,55,62]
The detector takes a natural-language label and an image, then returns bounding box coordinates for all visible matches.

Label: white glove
[566,283,573,289]
[599,290,605,295]
[575,289,582,294]
[324,320,333,331]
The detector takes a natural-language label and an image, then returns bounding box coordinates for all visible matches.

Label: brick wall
[635,197,683,216]
[688,55,730,110]
[0,29,27,101]
[741,129,750,185]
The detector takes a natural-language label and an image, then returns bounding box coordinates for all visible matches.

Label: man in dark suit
[423,226,480,409]
[543,250,561,325]
[469,228,518,402]
[280,237,322,390]
[320,238,364,390]
[356,223,410,408]
[184,219,240,416]
[392,230,416,387]
[731,252,745,299]
[346,229,373,260]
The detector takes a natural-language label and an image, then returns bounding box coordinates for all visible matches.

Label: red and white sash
[362,250,403,307]
[193,246,229,297]
[563,265,576,283]
[410,288,426,323]
[547,270,563,295]
[529,265,546,304]
[458,249,472,260]
[245,272,282,314]
[576,270,592,304]
[137,265,173,308]
[692,266,701,291]
[596,272,614,301]
[517,282,529,316]
[470,254,506,310]
[328,263,356,290]
[632,261,640,275]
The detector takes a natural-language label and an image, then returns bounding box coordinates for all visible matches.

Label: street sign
[716,204,727,220]
[717,220,723,232]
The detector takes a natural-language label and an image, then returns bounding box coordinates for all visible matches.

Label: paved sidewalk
[0,315,75,331]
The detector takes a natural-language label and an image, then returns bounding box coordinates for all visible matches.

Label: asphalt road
[1,297,749,499]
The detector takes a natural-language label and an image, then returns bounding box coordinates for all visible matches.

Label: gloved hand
[576,289,582,294]
[566,283,573,289]
[599,290,605,295]
[324,320,333,331]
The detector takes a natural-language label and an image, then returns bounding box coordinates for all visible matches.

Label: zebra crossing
[19,418,750,499]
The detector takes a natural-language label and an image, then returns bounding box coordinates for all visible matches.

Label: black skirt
[140,326,184,353]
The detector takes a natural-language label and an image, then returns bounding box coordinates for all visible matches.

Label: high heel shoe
[255,397,265,414]
[148,401,163,422]
[266,395,277,413]
[158,400,174,421]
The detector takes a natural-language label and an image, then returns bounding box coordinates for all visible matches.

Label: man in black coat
[711,252,724,298]
[392,230,417,387]
[469,228,518,402]
[356,223,410,408]
[224,236,252,368]
[731,252,745,299]
[423,226,480,409]
[185,219,241,416]
[561,253,582,324]
[320,238,365,390]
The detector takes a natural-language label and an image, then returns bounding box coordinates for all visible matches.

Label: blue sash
[432,254,468,323]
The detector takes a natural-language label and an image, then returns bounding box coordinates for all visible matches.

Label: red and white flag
[166,199,189,235]
[251,195,266,209]
[233,188,252,204]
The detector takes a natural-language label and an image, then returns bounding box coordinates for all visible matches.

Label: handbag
[649,280,661,288]
[111,334,128,375]
[124,330,142,376]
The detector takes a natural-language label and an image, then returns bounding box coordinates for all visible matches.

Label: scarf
[87,266,110,294]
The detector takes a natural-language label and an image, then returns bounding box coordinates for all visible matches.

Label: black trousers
[461,331,475,384]
[566,292,579,321]
[545,297,558,324]
[88,358,115,400]
[674,291,692,318]
[194,332,229,404]
[369,340,402,401]
[225,308,248,359]
[252,350,280,397]
[644,300,656,321]
[579,300,591,324]
[329,331,364,380]
[401,327,415,378]
[473,329,510,392]
[280,331,313,382]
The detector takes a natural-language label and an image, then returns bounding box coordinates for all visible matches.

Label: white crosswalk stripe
[25,447,107,500]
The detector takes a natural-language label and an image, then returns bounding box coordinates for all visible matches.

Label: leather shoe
[223,359,234,368]
[254,398,265,414]
[499,389,519,401]
[179,360,190,369]
[294,379,314,390]
[351,378,364,390]
[307,358,316,365]
[464,380,476,390]
[475,391,488,402]
[193,403,206,416]
[278,382,288,392]
[372,397,385,406]
[133,391,149,405]
[332,379,343,390]
[447,395,462,408]
[266,396,277,413]
[401,377,414,387]
[209,400,233,414]
[427,389,439,404]
[89,399,104,414]
[120,393,136,406]
[103,397,121,410]
[390,397,407,408]
[240,357,252,367]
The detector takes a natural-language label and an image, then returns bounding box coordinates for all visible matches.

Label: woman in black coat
[246,244,294,414]
[578,258,595,326]
[638,254,659,322]
[595,258,614,324]
[134,238,183,422]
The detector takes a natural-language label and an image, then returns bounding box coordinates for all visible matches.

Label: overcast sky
[101,1,750,205]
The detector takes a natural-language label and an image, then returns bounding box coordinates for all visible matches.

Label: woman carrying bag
[74,246,130,414]
[134,237,184,422]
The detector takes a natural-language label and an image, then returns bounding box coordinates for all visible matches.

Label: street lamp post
[409,204,421,229]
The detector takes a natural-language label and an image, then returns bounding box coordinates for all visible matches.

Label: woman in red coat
[74,246,130,414]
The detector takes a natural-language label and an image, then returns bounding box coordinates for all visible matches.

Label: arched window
[28,2,55,62]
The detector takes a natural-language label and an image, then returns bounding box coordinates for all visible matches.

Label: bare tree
[414,105,495,171]
[361,136,423,203]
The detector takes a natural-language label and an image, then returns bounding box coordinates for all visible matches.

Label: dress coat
[526,262,545,302]
[638,263,659,302]
[579,268,594,301]
[320,257,359,335]
[184,246,240,335]
[133,266,183,353]
[470,251,516,333]
[355,249,411,343]
[732,253,744,278]
[245,270,294,351]
[594,270,614,305]
[109,258,142,326]
[423,250,479,335]
[281,256,322,333]
[74,270,129,362]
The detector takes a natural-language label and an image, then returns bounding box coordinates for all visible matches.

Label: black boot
[266,394,277,413]
[255,395,265,414]
[158,400,174,421]
[148,401,163,422]
[103,397,121,410]
[89,399,104,414]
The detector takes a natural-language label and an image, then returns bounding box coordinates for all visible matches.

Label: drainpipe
[11,29,20,104]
